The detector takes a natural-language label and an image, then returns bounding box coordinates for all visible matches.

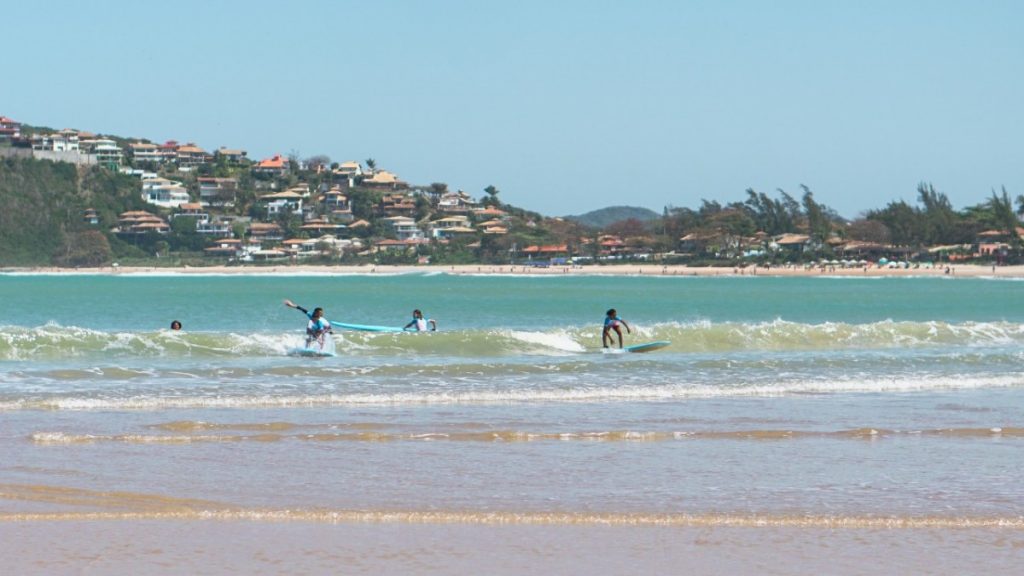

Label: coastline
[3,262,1022,278]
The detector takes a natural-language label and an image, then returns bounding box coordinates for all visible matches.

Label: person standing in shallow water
[404,309,437,332]
[602,308,631,348]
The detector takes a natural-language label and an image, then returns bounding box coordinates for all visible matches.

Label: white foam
[4,374,1021,411]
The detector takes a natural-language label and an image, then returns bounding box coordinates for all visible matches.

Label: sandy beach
[5,262,1022,278]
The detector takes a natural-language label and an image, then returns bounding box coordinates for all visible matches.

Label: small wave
[3,320,1024,360]
[30,427,1024,445]
[4,374,1022,411]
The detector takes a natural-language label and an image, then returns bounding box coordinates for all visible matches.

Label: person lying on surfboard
[284,300,332,346]
[403,309,437,332]
[602,308,631,349]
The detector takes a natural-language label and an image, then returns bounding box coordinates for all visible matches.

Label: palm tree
[365,158,376,175]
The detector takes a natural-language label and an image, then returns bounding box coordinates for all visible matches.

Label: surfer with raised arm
[602,308,631,349]
[403,309,437,332]
[284,300,332,346]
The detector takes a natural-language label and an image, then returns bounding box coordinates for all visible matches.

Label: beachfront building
[197,177,239,207]
[248,222,285,243]
[381,216,424,241]
[116,211,170,235]
[771,233,813,254]
[430,216,475,240]
[520,244,570,263]
[141,178,191,208]
[204,238,244,258]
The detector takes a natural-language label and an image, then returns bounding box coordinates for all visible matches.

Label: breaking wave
[2,319,1023,360]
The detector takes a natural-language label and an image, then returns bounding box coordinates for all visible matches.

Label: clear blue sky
[3,0,1021,218]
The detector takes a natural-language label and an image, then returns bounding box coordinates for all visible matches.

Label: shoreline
[2,263,1022,278]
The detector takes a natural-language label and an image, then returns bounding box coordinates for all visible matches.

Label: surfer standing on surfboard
[602,308,631,349]
[284,300,332,347]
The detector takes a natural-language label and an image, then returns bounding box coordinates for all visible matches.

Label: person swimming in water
[170,320,182,330]
[284,300,332,346]
[602,308,631,348]
[404,309,437,332]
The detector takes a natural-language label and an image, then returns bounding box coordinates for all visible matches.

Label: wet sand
[2,520,1020,575]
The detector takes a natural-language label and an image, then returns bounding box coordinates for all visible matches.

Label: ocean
[1,272,1022,574]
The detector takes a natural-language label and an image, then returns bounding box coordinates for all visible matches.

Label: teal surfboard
[624,340,671,353]
[289,347,336,357]
[334,322,407,333]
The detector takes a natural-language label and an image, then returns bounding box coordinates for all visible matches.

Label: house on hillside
[30,130,80,151]
[362,170,407,190]
[175,143,210,168]
[331,161,362,188]
[300,217,347,237]
[81,138,123,169]
[379,193,417,216]
[437,191,478,214]
[382,216,424,241]
[254,154,288,176]
[248,222,284,242]
[116,211,169,235]
[128,141,167,164]
[198,177,239,207]
[0,116,21,141]
[257,190,303,215]
[214,147,247,164]
[141,178,190,208]
[320,188,353,221]
[430,216,474,239]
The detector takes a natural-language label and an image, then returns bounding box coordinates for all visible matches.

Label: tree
[604,218,648,238]
[801,185,832,244]
[846,219,891,244]
[483,185,500,207]
[988,187,1020,248]
[365,158,377,174]
[428,182,448,202]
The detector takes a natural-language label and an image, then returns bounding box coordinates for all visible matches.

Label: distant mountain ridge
[565,205,660,229]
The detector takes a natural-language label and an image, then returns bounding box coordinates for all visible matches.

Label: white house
[382,216,424,241]
[258,190,303,215]
[141,178,191,208]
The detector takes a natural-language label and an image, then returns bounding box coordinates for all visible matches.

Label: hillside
[565,205,660,229]
[0,157,143,266]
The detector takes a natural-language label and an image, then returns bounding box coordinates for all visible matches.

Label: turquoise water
[1,273,1023,527]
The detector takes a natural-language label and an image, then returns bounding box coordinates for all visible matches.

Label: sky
[3,0,1022,218]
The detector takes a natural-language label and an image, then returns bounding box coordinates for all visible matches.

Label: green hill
[0,157,143,266]
[565,205,661,229]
